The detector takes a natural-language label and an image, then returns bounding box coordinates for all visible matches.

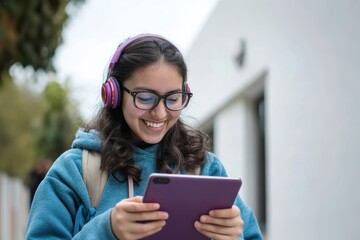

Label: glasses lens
[166,93,188,110]
[135,92,158,110]
[134,91,190,110]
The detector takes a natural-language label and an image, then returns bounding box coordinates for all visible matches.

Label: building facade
[185,0,360,239]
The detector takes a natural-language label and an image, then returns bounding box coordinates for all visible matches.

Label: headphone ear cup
[101,80,112,108]
[112,78,121,108]
[101,77,121,109]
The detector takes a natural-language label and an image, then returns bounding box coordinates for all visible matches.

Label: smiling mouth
[144,121,165,128]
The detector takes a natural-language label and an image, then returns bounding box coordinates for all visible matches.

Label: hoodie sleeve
[202,153,264,240]
[25,149,117,239]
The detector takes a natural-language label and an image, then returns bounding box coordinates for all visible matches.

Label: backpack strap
[82,150,108,208]
[82,149,201,207]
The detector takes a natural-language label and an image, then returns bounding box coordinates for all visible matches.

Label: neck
[130,138,153,149]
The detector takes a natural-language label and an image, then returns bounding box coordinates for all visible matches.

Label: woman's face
[122,62,183,144]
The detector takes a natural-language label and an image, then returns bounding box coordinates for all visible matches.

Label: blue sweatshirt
[26,129,263,239]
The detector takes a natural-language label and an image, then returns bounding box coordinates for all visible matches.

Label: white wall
[0,173,29,240]
[186,0,360,239]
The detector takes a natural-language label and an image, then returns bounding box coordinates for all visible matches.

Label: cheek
[122,94,132,109]
[169,111,181,122]
[122,97,140,120]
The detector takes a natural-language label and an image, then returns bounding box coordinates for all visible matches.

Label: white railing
[0,173,29,240]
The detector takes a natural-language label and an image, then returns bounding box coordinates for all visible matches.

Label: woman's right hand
[110,196,168,240]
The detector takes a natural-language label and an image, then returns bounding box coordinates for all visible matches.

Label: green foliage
[0,0,86,180]
[35,81,83,160]
[0,80,39,180]
[0,79,84,181]
[0,0,85,84]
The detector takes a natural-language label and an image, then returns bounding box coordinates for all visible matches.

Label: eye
[136,92,156,104]
[166,93,181,104]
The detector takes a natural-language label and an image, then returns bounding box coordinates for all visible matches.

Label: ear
[183,82,191,93]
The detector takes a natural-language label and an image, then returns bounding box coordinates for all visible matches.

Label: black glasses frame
[122,85,193,111]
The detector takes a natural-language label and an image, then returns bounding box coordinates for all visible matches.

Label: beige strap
[82,150,108,208]
[128,176,134,198]
[82,149,201,207]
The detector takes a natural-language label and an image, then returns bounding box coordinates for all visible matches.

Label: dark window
[255,93,267,230]
[205,123,214,152]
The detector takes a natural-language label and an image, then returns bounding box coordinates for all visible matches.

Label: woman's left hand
[194,205,244,240]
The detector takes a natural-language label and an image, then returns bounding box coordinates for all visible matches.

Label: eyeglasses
[122,85,193,111]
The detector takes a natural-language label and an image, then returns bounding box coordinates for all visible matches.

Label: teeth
[145,121,164,128]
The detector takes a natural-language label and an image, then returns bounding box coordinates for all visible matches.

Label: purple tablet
[142,173,242,240]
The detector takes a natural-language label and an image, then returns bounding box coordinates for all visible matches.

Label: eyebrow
[129,86,183,94]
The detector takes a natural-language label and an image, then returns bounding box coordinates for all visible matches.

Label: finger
[200,214,239,227]
[195,221,242,239]
[130,210,169,222]
[130,220,167,239]
[116,200,160,213]
[196,220,241,235]
[115,219,166,239]
[209,205,240,218]
[194,221,231,240]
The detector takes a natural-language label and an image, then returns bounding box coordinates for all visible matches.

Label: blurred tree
[0,0,85,85]
[35,80,83,160]
[0,80,83,180]
[0,80,40,179]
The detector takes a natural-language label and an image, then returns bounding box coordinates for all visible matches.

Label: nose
[150,99,167,118]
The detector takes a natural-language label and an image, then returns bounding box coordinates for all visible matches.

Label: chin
[142,135,164,144]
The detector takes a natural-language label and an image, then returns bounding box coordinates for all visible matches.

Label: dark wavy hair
[86,35,210,184]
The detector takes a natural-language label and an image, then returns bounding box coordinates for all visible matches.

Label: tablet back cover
[142,173,242,240]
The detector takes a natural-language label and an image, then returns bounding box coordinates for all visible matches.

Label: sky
[54,0,219,121]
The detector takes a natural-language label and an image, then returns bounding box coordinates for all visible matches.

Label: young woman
[26,34,263,239]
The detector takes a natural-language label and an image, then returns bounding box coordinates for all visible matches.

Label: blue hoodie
[26,128,263,239]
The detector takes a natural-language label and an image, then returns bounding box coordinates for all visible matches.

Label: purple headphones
[101,33,191,109]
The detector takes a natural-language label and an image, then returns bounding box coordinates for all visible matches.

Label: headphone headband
[108,33,167,72]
